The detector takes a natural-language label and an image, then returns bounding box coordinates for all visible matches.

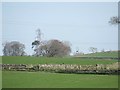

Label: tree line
[3,39,71,57]
[3,16,119,57]
[32,39,71,57]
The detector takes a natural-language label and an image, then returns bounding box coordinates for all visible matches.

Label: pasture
[2,56,118,65]
[79,51,118,58]
[2,51,119,88]
[2,71,118,88]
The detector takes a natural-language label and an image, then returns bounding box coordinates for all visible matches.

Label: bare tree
[32,29,44,56]
[109,16,120,25]
[32,29,71,57]
[3,41,26,56]
[40,39,71,57]
[89,47,97,53]
[101,49,105,53]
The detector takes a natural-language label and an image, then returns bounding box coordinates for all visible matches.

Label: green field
[80,51,118,58]
[2,71,118,88]
[2,56,118,65]
[2,51,119,88]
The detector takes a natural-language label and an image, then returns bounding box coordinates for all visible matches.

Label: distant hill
[78,51,119,58]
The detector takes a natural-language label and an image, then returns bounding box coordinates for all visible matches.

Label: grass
[2,71,118,88]
[80,51,118,58]
[2,56,118,65]
[2,51,119,88]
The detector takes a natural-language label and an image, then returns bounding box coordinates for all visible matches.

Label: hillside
[78,51,119,58]
[2,56,118,65]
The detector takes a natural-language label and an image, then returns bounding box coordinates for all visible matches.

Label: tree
[109,16,120,25]
[32,40,40,56]
[101,49,105,52]
[89,47,97,53]
[3,41,26,56]
[40,39,71,57]
[32,29,71,57]
[32,29,44,56]
[32,40,40,48]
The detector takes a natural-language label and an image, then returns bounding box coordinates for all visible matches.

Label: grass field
[2,51,119,88]
[80,51,118,58]
[2,56,118,65]
[2,71,118,88]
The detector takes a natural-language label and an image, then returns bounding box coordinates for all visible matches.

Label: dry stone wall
[1,62,119,74]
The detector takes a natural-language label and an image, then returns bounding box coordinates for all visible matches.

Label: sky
[2,2,118,55]
[0,2,2,56]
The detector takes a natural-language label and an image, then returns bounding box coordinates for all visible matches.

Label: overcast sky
[2,2,118,55]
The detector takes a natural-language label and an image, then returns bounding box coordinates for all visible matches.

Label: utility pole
[36,29,43,56]
[32,28,44,56]
[36,29,42,43]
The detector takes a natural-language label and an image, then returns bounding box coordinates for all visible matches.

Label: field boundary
[74,56,120,60]
[1,63,119,75]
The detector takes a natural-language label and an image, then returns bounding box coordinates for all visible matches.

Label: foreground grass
[2,56,118,65]
[2,71,118,88]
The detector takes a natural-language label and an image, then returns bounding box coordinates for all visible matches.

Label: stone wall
[1,62,119,74]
